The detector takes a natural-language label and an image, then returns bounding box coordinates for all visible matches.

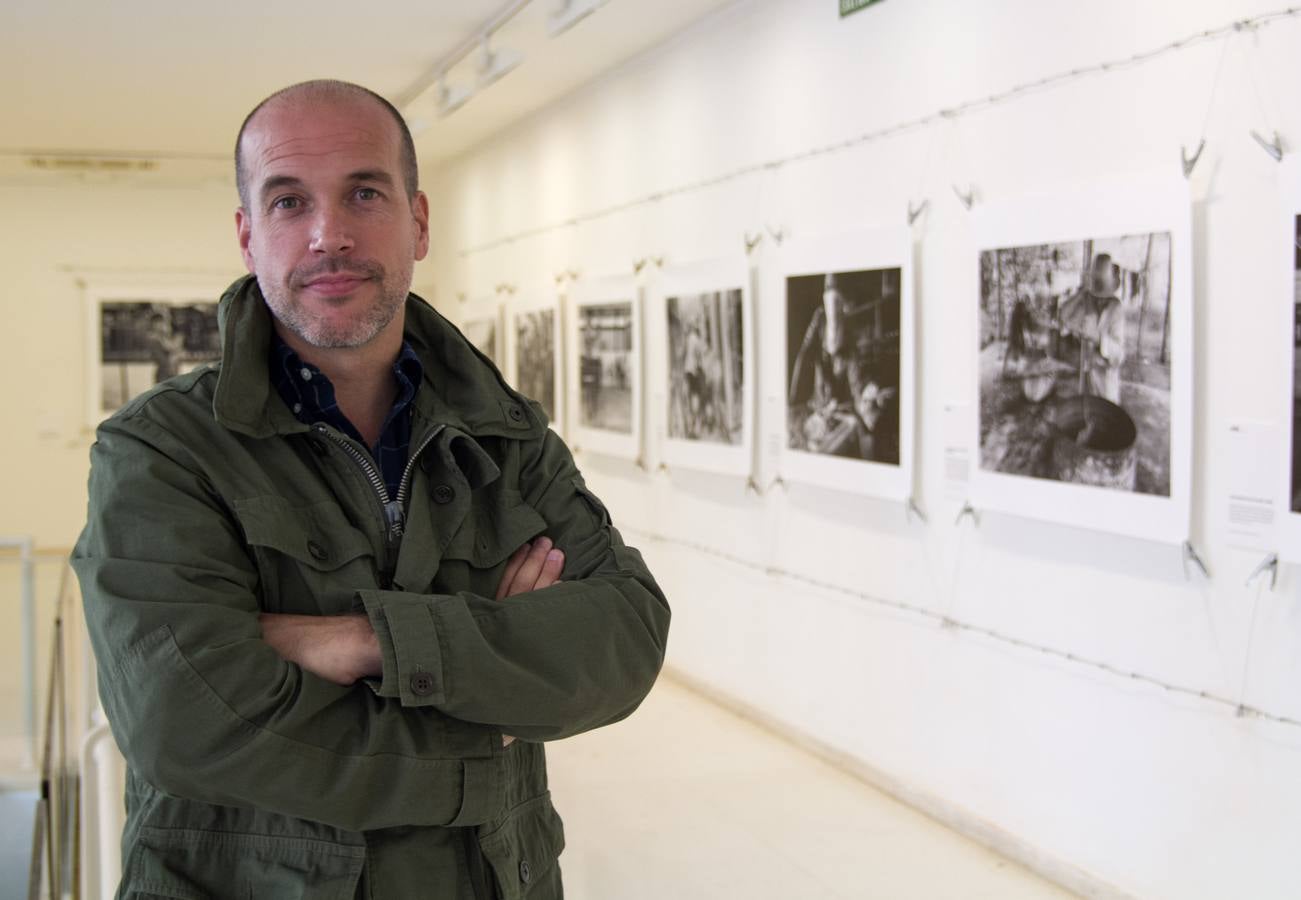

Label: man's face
[235,96,429,350]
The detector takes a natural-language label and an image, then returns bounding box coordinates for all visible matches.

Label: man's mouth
[301,274,372,297]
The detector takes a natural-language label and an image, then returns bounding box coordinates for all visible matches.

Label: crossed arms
[73,410,670,832]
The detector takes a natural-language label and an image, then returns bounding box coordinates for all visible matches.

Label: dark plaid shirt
[269,333,424,500]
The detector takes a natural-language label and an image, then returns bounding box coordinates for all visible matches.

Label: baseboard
[660,665,1136,900]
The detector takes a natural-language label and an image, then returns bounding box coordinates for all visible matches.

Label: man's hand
[495,537,564,600]
[260,541,563,745]
[258,613,380,686]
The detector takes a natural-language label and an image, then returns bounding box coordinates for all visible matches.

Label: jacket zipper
[312,422,446,552]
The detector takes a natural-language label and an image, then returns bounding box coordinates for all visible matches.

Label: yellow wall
[0,174,445,548]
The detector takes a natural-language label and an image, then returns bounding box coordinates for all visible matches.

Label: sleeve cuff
[357,589,447,708]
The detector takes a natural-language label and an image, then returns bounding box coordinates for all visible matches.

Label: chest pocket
[233,495,376,615]
[435,490,548,597]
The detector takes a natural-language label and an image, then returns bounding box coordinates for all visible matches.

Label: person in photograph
[73,79,670,900]
[789,273,897,460]
[143,309,185,382]
[681,314,712,436]
[1059,253,1125,404]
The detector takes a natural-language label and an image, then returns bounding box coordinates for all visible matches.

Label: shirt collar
[268,331,424,425]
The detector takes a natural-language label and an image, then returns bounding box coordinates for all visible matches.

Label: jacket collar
[213,274,545,442]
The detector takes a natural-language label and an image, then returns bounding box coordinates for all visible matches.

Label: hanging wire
[460,5,1301,257]
[1235,576,1268,716]
[628,527,1301,731]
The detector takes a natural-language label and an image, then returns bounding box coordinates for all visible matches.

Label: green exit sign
[840,0,884,15]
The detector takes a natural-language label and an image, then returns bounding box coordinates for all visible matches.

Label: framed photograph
[778,228,914,498]
[506,294,565,435]
[652,257,754,477]
[86,284,223,426]
[969,175,1193,542]
[1277,160,1301,561]
[457,297,504,368]
[568,274,642,461]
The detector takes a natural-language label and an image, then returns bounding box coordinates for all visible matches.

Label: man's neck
[275,322,403,449]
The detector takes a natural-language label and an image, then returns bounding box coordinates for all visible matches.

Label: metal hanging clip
[954,501,980,528]
[1181,139,1206,178]
[1250,130,1284,162]
[1182,540,1211,581]
[1245,552,1279,591]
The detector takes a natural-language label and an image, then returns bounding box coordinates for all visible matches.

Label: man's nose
[309,205,354,254]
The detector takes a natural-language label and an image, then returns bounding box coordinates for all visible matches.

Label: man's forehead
[241,98,399,178]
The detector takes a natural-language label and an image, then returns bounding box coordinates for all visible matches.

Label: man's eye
[356,187,380,201]
[272,196,300,210]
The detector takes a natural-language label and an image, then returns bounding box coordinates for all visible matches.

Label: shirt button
[409,672,435,697]
[300,367,313,381]
[433,484,455,504]
[519,860,531,884]
[292,402,302,415]
[307,541,328,561]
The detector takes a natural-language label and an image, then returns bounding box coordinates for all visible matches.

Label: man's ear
[235,207,256,274]
[411,191,431,262]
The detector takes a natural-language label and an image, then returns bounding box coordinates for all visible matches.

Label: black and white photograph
[773,230,915,499]
[462,316,499,364]
[96,299,221,415]
[1291,212,1301,515]
[968,179,1192,541]
[578,302,634,434]
[787,267,901,465]
[514,308,558,422]
[666,289,744,445]
[979,231,1172,498]
[1277,168,1301,562]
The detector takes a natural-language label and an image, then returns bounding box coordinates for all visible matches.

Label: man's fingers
[507,537,553,597]
[535,548,564,591]
[495,542,532,600]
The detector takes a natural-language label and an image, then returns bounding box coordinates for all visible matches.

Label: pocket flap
[233,495,373,571]
[478,792,565,900]
[443,493,548,568]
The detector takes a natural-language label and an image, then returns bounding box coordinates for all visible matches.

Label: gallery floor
[546,676,1072,899]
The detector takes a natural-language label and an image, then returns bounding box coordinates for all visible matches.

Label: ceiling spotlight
[476,38,523,90]
[548,0,609,37]
[437,77,473,118]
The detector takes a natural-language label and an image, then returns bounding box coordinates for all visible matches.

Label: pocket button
[409,672,436,697]
[307,541,328,561]
[519,860,532,884]
[433,484,455,504]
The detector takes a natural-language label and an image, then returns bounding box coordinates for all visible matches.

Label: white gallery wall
[429,1,1301,897]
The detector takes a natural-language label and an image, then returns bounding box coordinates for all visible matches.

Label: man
[72,80,670,900]
[1059,252,1126,404]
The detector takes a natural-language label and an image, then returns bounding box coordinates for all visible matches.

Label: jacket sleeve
[72,414,509,833]
[357,427,671,742]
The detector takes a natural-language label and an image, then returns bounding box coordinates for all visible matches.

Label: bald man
[74,80,670,900]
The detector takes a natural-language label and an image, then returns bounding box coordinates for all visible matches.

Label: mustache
[292,259,385,287]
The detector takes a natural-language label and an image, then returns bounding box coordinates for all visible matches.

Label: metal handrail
[24,560,82,900]
[78,720,122,900]
[0,536,37,768]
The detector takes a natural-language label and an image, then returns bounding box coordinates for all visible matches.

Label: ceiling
[1,0,735,182]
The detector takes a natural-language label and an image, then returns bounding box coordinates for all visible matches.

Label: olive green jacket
[72,275,670,900]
